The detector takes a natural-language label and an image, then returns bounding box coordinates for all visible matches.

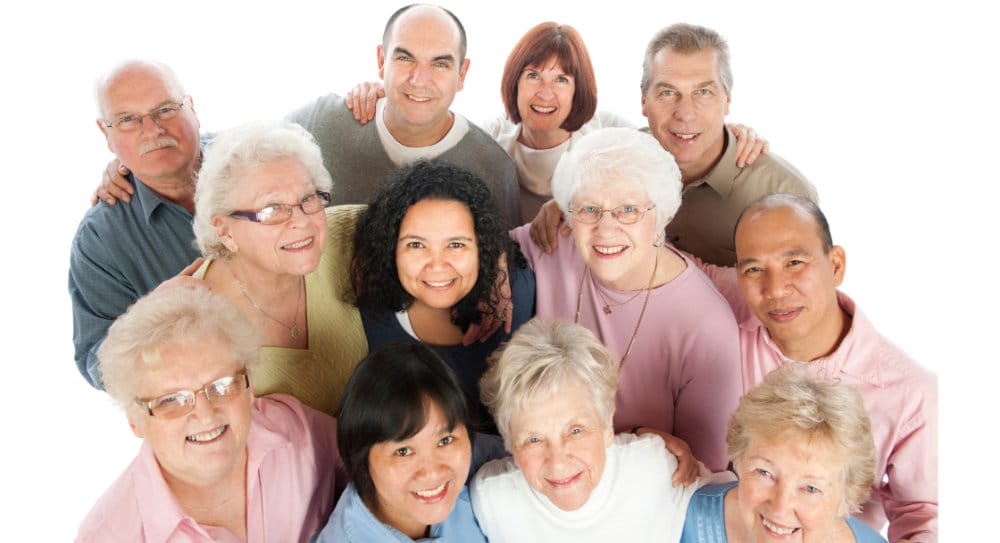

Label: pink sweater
[512,225,742,471]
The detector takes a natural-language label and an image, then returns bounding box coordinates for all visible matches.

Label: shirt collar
[689,126,738,198]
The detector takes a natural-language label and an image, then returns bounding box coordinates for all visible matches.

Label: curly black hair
[352,159,525,331]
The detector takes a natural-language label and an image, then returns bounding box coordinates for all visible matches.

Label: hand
[727,122,769,168]
[463,252,513,345]
[153,258,208,293]
[528,199,570,255]
[344,81,385,125]
[90,158,135,206]
[635,427,699,487]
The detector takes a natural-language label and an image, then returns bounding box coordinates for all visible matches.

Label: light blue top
[679,481,887,543]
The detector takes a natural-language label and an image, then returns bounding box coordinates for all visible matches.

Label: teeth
[282,238,312,249]
[187,425,226,443]
[594,245,626,255]
[531,105,556,113]
[424,280,454,287]
[414,482,446,497]
[761,518,796,536]
[674,133,697,140]
[408,95,430,102]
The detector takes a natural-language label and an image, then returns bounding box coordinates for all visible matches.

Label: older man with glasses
[76,285,344,542]
[69,60,205,389]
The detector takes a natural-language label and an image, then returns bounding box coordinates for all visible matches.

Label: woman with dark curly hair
[352,159,535,432]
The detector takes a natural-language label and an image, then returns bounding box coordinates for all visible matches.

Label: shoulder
[590,111,635,130]
[472,455,521,494]
[286,93,351,124]
[318,484,389,543]
[614,433,679,476]
[735,150,818,202]
[847,516,889,543]
[453,121,517,164]
[250,394,336,447]
[326,205,365,238]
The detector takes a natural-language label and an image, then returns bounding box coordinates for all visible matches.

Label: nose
[673,93,696,122]
[762,270,790,300]
[544,438,569,465]
[768,480,796,516]
[139,113,166,137]
[408,63,429,87]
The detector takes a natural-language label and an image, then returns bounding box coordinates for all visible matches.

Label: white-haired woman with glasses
[77,286,344,542]
[190,119,367,416]
[509,127,741,473]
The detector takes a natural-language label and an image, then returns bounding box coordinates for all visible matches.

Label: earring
[653,231,665,248]
[221,236,238,254]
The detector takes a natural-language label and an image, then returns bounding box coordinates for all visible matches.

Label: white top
[471,433,707,543]
[482,111,633,220]
[376,97,471,166]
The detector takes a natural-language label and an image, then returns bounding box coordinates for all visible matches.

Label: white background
[0,0,992,539]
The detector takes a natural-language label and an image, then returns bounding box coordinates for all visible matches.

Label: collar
[741,291,885,387]
[687,126,738,198]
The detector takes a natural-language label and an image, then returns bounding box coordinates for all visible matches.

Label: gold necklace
[236,277,303,339]
[591,273,645,314]
[575,254,659,370]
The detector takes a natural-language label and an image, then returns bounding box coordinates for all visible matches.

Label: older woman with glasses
[190,119,367,416]
[76,286,344,542]
[679,367,886,543]
[509,127,741,472]
[472,318,720,542]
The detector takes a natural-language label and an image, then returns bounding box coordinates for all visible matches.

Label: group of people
[69,3,937,542]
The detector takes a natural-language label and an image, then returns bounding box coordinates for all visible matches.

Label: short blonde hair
[727,367,877,515]
[480,318,619,450]
[551,127,682,232]
[193,119,332,259]
[97,287,260,409]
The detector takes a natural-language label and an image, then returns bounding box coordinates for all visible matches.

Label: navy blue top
[361,265,535,433]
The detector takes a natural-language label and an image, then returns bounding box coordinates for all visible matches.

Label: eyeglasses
[135,372,249,418]
[570,204,656,225]
[229,191,332,225]
[102,96,190,132]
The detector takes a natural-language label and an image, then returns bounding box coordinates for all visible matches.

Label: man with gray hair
[641,23,817,265]
[286,3,521,227]
[69,60,203,389]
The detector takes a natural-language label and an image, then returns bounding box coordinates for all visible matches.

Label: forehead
[746,432,845,481]
[235,157,314,202]
[99,65,182,116]
[137,340,242,396]
[736,205,824,254]
[387,6,461,57]
[401,198,473,228]
[650,46,723,85]
[573,176,649,204]
[511,379,601,430]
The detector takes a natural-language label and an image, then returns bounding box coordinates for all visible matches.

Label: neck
[775,305,852,362]
[143,154,201,213]
[596,249,670,292]
[226,259,302,305]
[163,452,247,534]
[383,106,454,147]
[407,302,464,346]
[679,128,726,186]
[517,124,571,150]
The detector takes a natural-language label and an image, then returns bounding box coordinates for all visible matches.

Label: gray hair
[640,23,733,96]
[94,59,187,118]
[97,287,260,409]
[193,120,332,259]
[480,318,619,451]
[727,367,877,516]
[552,127,682,231]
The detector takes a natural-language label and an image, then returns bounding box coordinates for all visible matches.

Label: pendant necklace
[236,276,303,339]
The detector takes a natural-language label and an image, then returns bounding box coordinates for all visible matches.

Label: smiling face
[378,5,470,147]
[570,179,660,291]
[97,63,201,185]
[367,400,472,539]
[508,380,613,511]
[396,198,479,311]
[216,156,327,279]
[735,205,846,361]
[641,47,730,182]
[516,57,575,142]
[733,433,849,543]
[128,340,252,492]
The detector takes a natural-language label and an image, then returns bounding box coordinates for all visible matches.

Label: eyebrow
[392,46,455,64]
[737,248,811,268]
[108,97,181,118]
[654,79,720,91]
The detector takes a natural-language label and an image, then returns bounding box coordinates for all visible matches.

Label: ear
[456,58,471,91]
[603,408,615,447]
[641,93,649,118]
[377,45,386,80]
[128,412,144,439]
[829,245,846,286]
[212,216,238,254]
[724,92,732,116]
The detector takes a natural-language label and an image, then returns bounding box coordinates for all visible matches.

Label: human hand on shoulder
[90,158,135,206]
[344,81,385,125]
[528,199,570,255]
[728,122,769,168]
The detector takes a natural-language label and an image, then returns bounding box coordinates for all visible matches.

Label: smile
[767,307,802,322]
[406,94,431,103]
[545,472,582,488]
[593,245,627,255]
[531,105,557,114]
[423,279,456,288]
[672,132,698,140]
[281,237,314,250]
[761,516,799,536]
[413,481,449,502]
[187,424,227,443]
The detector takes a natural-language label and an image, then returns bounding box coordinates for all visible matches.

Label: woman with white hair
[679,367,886,542]
[77,286,344,542]
[509,127,741,471]
[471,318,717,542]
[191,119,366,416]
